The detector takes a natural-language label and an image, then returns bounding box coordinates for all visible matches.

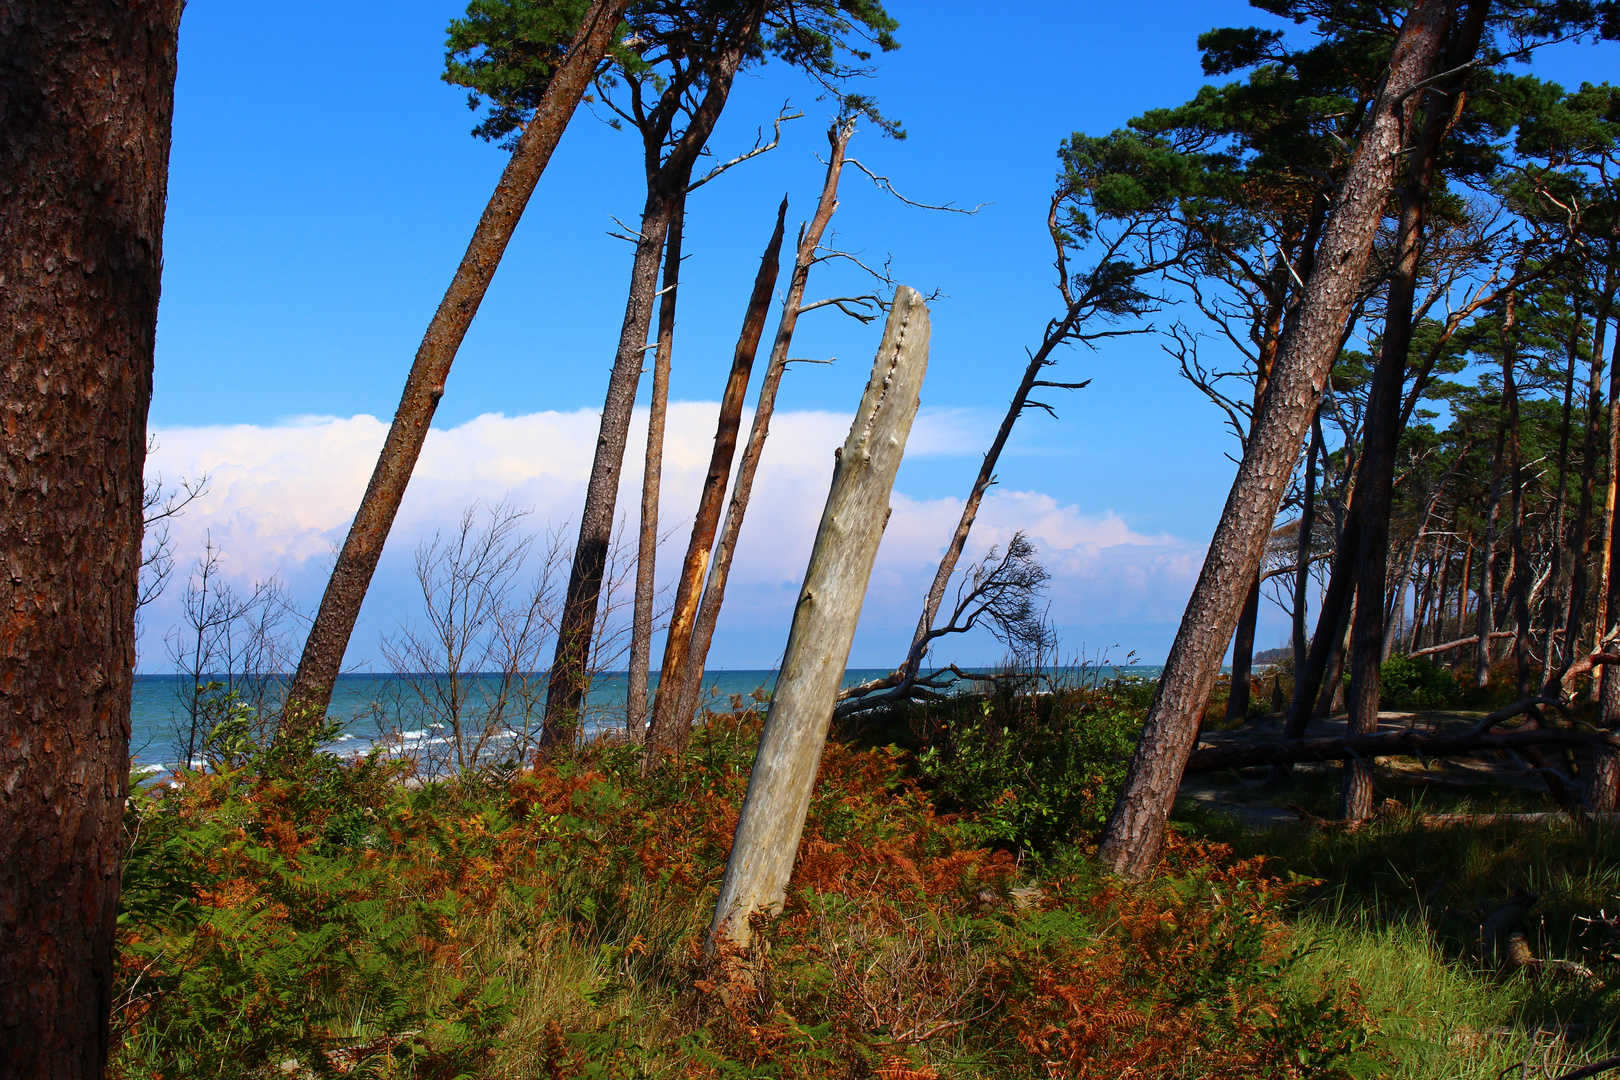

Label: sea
[130,665,1167,774]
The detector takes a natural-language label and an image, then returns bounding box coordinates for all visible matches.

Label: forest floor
[1173,709,1620,1080]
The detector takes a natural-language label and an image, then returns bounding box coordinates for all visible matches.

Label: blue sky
[142,0,1619,674]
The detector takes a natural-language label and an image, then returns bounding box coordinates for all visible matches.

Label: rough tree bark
[284,0,631,734]
[667,120,856,730]
[1342,0,1487,822]
[643,199,787,756]
[542,2,766,743]
[708,287,930,951]
[626,193,686,739]
[0,2,181,1073]
[1097,0,1452,878]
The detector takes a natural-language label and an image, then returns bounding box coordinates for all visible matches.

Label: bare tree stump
[707,287,931,951]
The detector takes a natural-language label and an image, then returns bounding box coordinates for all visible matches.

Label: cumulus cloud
[140,406,1205,671]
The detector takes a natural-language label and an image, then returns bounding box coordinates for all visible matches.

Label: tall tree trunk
[542,6,765,744]
[708,287,930,951]
[1503,283,1535,700]
[1293,417,1323,674]
[1597,291,1620,699]
[669,120,855,728]
[283,0,631,732]
[626,194,686,739]
[1097,0,1452,878]
[1288,516,1358,736]
[1549,280,1610,694]
[1341,0,1488,822]
[1225,571,1262,723]
[1540,295,1583,686]
[0,2,180,1073]
[1478,417,1510,685]
[1456,531,1473,657]
[643,200,787,757]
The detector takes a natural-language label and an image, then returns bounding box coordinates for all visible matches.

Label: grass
[1182,808,1620,1079]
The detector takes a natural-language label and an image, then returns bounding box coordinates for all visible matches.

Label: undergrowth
[116,695,1374,1079]
[114,684,1620,1078]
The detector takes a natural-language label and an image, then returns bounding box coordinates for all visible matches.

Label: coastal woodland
[10,0,1620,1077]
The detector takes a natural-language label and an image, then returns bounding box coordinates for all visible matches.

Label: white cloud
[141,405,1205,670]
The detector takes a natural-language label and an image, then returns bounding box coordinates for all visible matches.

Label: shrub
[1377,654,1461,711]
[854,683,1144,856]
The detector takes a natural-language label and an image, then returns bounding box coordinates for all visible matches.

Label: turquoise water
[131,665,1165,772]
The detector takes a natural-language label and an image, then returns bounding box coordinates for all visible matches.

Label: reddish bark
[644,200,787,755]
[667,120,856,730]
[0,1,181,1073]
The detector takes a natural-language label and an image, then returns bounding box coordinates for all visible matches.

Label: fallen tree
[1185,696,1617,773]
[1185,727,1618,773]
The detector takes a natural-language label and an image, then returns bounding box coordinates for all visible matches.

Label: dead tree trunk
[708,287,930,951]
[1097,0,1452,878]
[643,200,788,757]
[1342,0,1487,822]
[283,0,631,734]
[627,194,687,739]
[668,120,856,729]
[541,4,767,745]
[0,1,180,1073]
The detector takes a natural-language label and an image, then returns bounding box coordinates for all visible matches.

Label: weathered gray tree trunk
[0,1,181,1073]
[284,0,631,734]
[708,287,930,950]
[667,120,856,730]
[542,4,766,743]
[644,201,788,756]
[626,195,686,739]
[1096,0,1451,879]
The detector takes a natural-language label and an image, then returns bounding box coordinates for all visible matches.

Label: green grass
[1181,812,1620,1079]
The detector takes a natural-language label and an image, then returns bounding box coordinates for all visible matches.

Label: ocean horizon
[131,664,1172,773]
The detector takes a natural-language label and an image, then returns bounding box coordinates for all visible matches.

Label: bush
[1378,654,1461,711]
[853,682,1144,856]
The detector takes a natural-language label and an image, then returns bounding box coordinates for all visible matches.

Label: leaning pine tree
[281,0,633,737]
[524,0,901,744]
[1098,0,1453,879]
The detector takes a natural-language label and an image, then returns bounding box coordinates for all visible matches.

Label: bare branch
[843,156,986,214]
[685,104,803,193]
